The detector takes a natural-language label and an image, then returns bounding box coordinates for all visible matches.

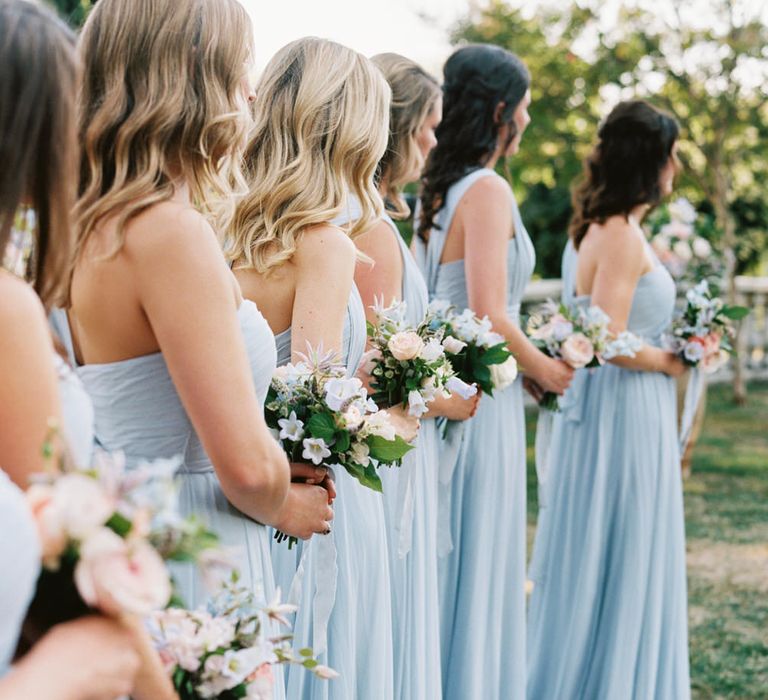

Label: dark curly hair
[417,44,530,240]
[569,100,679,249]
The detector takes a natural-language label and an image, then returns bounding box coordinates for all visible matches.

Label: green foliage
[46,0,93,27]
[451,1,768,277]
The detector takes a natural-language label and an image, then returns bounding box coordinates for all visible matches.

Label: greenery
[47,0,93,26]
[452,0,768,281]
[526,380,768,697]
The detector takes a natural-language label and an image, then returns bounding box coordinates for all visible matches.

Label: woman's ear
[493,101,506,125]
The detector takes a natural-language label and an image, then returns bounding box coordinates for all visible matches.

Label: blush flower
[387,331,424,361]
[560,333,595,369]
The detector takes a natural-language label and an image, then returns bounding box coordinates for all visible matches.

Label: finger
[321,476,337,501]
[291,464,328,481]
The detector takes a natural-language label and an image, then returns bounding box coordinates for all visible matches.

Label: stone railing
[522,276,768,384]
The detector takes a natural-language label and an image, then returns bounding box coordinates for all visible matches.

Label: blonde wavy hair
[229,37,391,273]
[371,53,440,219]
[74,0,253,261]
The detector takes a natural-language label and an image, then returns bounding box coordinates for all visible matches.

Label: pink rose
[560,333,595,369]
[387,331,424,361]
[246,664,275,700]
[26,484,67,563]
[75,527,171,616]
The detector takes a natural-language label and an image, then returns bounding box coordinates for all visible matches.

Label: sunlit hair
[0,0,78,308]
[569,100,679,249]
[74,0,254,263]
[229,37,391,273]
[371,53,440,220]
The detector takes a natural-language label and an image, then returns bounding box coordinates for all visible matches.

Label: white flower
[264,587,298,628]
[245,665,275,700]
[302,438,331,465]
[274,362,311,386]
[550,318,574,343]
[388,331,424,361]
[427,299,453,318]
[419,338,445,362]
[363,411,397,441]
[341,404,364,430]
[420,376,439,403]
[349,440,371,466]
[442,336,467,354]
[479,331,505,347]
[360,348,382,375]
[651,234,671,255]
[683,340,705,363]
[445,376,478,400]
[490,356,519,390]
[407,389,429,417]
[668,197,697,224]
[661,220,693,240]
[324,376,364,412]
[313,665,340,680]
[197,615,237,652]
[672,240,693,262]
[603,332,643,359]
[51,472,115,539]
[277,411,304,442]
[692,237,712,258]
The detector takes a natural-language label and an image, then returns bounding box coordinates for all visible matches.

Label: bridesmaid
[338,53,479,700]
[527,100,690,699]
[0,1,141,696]
[229,38,395,700]
[62,0,302,646]
[415,45,573,699]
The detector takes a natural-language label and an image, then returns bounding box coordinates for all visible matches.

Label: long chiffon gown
[526,241,690,699]
[52,303,286,699]
[270,284,394,700]
[415,168,531,700]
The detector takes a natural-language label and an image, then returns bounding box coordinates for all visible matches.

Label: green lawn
[525,381,768,699]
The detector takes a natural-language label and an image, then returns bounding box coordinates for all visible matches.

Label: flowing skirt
[175,471,286,700]
[438,379,527,700]
[527,366,690,699]
[381,419,442,700]
[272,470,394,700]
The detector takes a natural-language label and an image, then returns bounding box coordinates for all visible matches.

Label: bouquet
[25,450,221,629]
[665,280,748,373]
[149,575,337,700]
[427,300,517,395]
[265,346,414,545]
[365,298,477,418]
[647,197,723,284]
[527,301,643,410]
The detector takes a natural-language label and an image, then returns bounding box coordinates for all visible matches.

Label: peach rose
[560,333,595,369]
[387,331,424,361]
[75,527,171,616]
[26,483,67,563]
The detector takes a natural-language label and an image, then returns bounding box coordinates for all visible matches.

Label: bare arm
[0,274,61,488]
[461,177,573,394]
[584,225,684,376]
[130,208,289,525]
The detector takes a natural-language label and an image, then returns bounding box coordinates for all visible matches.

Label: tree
[453,0,768,401]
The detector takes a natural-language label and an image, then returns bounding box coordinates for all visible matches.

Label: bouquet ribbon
[394,455,416,559]
[436,418,467,557]
[679,367,704,454]
[287,514,338,657]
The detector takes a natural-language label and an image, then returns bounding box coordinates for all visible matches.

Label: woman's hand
[527,355,574,396]
[2,615,141,700]
[289,463,336,502]
[661,352,687,378]
[382,404,420,443]
[427,392,481,421]
[274,477,334,541]
[522,376,545,403]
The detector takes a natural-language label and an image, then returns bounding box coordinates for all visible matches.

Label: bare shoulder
[122,201,219,264]
[354,218,401,262]
[0,272,48,332]
[294,223,357,270]
[582,217,646,274]
[462,172,511,209]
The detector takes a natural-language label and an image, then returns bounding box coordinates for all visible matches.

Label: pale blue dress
[52,303,286,700]
[415,168,531,700]
[270,284,394,700]
[526,241,690,699]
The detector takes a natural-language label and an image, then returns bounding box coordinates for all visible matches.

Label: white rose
[490,356,519,390]
[692,237,712,258]
[53,473,115,539]
[419,338,445,362]
[442,336,467,355]
[387,331,424,361]
[672,240,693,262]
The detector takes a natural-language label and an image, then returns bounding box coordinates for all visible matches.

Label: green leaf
[299,647,314,657]
[721,305,750,320]
[478,343,512,365]
[343,461,383,491]
[334,430,351,453]
[303,659,319,670]
[306,412,336,442]
[367,434,414,462]
[106,511,132,538]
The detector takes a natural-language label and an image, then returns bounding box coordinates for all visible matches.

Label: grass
[525,380,768,699]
